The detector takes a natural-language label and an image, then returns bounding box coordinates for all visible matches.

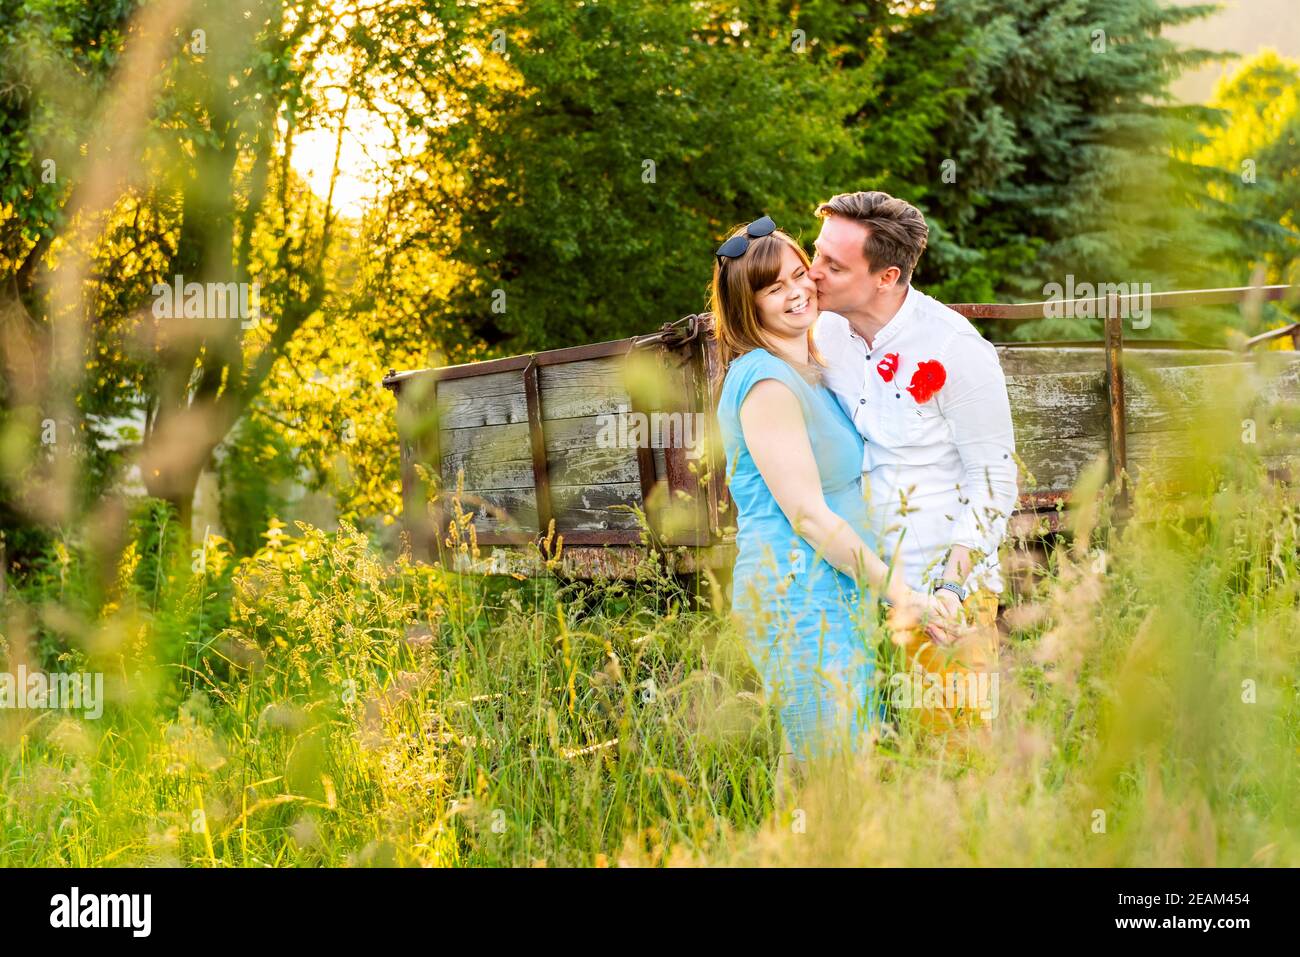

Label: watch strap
[934,580,967,603]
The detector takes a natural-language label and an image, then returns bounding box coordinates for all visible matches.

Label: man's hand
[887,589,963,646]
[925,588,965,645]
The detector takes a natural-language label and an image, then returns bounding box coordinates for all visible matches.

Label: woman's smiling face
[753,242,818,340]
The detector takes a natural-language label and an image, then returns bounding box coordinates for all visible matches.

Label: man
[808,190,1018,730]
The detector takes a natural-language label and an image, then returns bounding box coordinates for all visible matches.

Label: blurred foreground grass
[2,381,1298,867]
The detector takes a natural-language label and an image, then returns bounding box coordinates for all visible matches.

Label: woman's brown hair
[708,226,825,383]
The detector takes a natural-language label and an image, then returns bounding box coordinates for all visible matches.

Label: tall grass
[1,363,1297,866]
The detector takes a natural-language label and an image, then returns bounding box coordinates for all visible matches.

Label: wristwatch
[933,578,968,603]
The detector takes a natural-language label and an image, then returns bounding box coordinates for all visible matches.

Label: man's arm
[935,332,1019,594]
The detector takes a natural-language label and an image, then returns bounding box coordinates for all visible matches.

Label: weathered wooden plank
[441,440,638,491]
[995,345,1237,377]
[438,421,531,456]
[544,416,641,486]
[1014,434,1104,493]
[538,357,632,419]
[1016,428,1299,495]
[1006,370,1106,445]
[1124,360,1300,434]
[438,486,537,535]
[439,482,644,534]
[433,356,644,451]
[1007,359,1300,446]
[438,416,642,490]
[436,421,532,490]
[441,453,535,492]
[437,371,527,429]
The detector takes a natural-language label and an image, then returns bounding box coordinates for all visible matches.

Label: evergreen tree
[814,0,1245,341]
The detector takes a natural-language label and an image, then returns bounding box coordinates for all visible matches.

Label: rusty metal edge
[950,284,1293,321]
[632,435,662,545]
[694,314,732,539]
[521,356,555,546]
[473,529,643,546]
[1103,297,1128,495]
[426,379,446,565]
[381,337,639,389]
[656,335,714,548]
[1245,322,1300,349]
[624,337,665,547]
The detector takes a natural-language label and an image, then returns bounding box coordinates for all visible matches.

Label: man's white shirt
[813,285,1019,594]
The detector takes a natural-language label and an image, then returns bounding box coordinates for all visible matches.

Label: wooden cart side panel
[696,317,733,538]
[437,370,529,428]
[1009,357,1300,498]
[418,339,1265,541]
[389,374,443,563]
[630,338,715,547]
[386,293,1299,577]
[428,354,651,543]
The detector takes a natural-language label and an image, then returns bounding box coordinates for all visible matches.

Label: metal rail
[948,284,1293,321]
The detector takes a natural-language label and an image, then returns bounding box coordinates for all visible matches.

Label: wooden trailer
[382,285,1299,583]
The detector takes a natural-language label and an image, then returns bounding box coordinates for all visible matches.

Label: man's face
[808,214,898,315]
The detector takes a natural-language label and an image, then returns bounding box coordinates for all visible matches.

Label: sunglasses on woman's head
[715,215,777,261]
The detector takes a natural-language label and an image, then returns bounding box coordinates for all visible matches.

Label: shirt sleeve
[934,331,1019,563]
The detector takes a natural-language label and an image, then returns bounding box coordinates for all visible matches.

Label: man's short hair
[815,191,929,284]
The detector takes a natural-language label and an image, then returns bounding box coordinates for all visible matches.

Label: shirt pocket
[880,393,936,448]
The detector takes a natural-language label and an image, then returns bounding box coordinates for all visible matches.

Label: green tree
[0,0,138,559]
[817,0,1247,341]
[0,0,353,536]
[378,0,867,351]
[1194,50,1300,291]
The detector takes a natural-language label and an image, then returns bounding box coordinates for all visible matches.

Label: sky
[1166,0,1300,102]
[289,86,387,221]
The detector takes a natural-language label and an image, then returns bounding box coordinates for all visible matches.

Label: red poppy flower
[905,359,946,403]
[876,352,899,383]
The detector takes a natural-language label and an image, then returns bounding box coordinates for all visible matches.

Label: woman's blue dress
[716,347,882,761]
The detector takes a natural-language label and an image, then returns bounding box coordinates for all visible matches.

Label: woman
[711,215,947,769]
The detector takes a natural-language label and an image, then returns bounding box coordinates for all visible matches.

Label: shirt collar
[868,283,921,350]
[844,283,921,351]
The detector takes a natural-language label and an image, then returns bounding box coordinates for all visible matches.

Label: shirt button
[859,398,866,404]
[895,393,901,399]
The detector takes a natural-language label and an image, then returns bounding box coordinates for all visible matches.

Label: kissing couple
[710,190,1018,778]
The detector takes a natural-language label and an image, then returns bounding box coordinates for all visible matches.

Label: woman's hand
[884,587,933,633]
